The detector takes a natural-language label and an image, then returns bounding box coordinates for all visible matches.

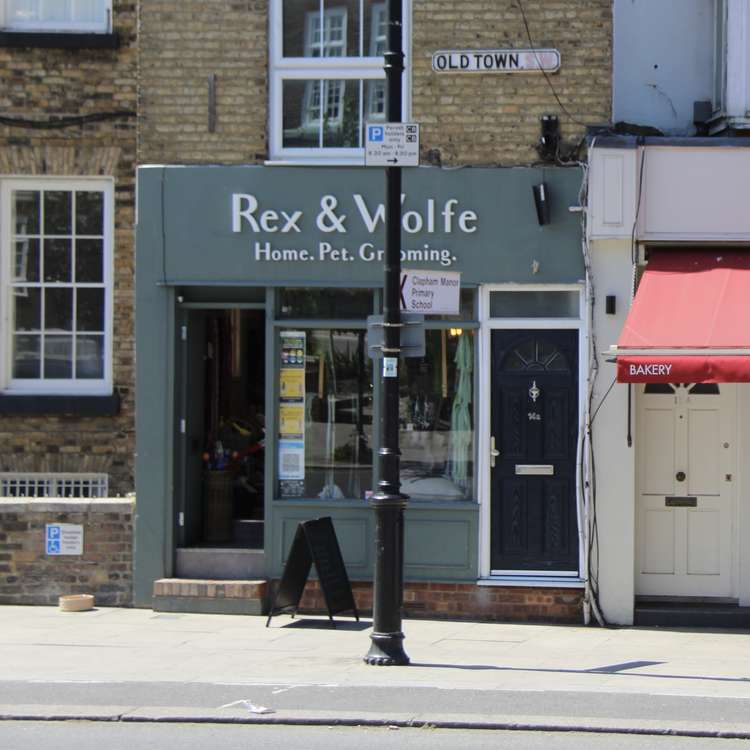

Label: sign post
[364,0,410,667]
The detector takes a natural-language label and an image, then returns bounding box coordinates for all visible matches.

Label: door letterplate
[665,496,697,507]
[515,464,554,476]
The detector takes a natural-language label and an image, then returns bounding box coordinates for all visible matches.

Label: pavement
[2,605,750,738]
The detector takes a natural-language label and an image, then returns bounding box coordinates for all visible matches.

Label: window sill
[0,391,120,416]
[265,158,366,167]
[0,31,119,49]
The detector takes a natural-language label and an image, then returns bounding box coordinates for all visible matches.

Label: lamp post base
[364,631,410,666]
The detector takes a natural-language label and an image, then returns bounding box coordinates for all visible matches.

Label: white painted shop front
[587,138,750,625]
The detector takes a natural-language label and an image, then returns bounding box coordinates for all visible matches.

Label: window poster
[279,331,306,495]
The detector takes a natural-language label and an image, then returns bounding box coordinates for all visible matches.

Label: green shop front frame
[134,165,584,607]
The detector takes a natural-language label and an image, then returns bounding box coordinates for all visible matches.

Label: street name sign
[400,269,461,314]
[365,122,419,167]
[432,48,560,74]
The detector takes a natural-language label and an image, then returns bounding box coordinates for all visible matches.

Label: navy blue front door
[490,330,579,572]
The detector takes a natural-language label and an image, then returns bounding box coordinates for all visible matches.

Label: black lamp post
[364,0,409,667]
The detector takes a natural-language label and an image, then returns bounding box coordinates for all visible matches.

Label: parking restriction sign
[365,122,420,167]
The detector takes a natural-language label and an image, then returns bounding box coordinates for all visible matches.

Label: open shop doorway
[177,308,266,564]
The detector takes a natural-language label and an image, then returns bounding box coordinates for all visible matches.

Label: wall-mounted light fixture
[532,182,550,226]
[538,114,559,162]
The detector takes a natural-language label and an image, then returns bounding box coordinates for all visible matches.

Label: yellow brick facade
[138,0,611,166]
[0,2,137,495]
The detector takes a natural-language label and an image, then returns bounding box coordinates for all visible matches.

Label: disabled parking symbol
[46,524,62,554]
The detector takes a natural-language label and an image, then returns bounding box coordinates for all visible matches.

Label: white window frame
[0,177,114,396]
[0,0,112,33]
[268,0,411,164]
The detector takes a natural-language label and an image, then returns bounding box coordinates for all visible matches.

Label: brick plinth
[0,498,134,606]
[153,578,268,600]
[287,580,582,624]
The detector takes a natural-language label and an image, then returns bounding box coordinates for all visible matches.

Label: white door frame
[477,283,588,582]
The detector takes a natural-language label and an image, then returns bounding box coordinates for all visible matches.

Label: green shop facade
[134,164,588,618]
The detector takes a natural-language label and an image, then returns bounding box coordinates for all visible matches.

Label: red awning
[614,249,750,383]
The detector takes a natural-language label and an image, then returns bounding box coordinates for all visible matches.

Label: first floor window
[2,0,111,32]
[270,0,407,160]
[1,178,113,394]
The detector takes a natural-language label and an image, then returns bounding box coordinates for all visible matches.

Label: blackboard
[266,517,359,626]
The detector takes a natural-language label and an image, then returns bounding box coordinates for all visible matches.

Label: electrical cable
[577,142,609,627]
[0,110,135,129]
[514,0,587,128]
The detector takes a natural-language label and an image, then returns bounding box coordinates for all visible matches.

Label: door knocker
[529,380,540,403]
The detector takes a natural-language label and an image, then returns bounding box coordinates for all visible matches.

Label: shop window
[277,328,373,499]
[278,288,374,319]
[269,0,409,161]
[0,178,113,395]
[399,329,474,501]
[1,0,112,32]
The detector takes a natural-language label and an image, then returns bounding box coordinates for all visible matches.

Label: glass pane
[489,291,580,318]
[44,335,73,379]
[14,239,40,282]
[44,191,72,235]
[72,0,106,23]
[75,191,104,235]
[283,0,316,57]
[13,287,41,331]
[323,2,356,56]
[76,334,104,379]
[12,190,40,234]
[76,288,105,332]
[13,334,40,378]
[399,330,474,500]
[8,0,38,22]
[45,288,73,331]
[279,288,373,318]
[283,1,387,58]
[277,329,374,499]
[39,0,72,22]
[75,239,104,282]
[322,79,360,148]
[44,238,72,282]
[365,0,387,56]
[503,338,569,372]
[365,79,386,122]
[283,79,320,148]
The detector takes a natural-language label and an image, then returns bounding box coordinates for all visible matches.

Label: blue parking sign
[368,125,384,142]
[46,524,62,555]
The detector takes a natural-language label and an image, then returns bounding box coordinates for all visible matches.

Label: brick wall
[138,0,611,167]
[138,0,269,164]
[0,1,137,495]
[0,499,134,606]
[412,0,612,165]
[291,580,582,624]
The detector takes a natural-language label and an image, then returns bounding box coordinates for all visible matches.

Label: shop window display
[277,328,373,500]
[399,329,474,500]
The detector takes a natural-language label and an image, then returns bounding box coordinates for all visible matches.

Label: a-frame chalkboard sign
[266,516,359,627]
